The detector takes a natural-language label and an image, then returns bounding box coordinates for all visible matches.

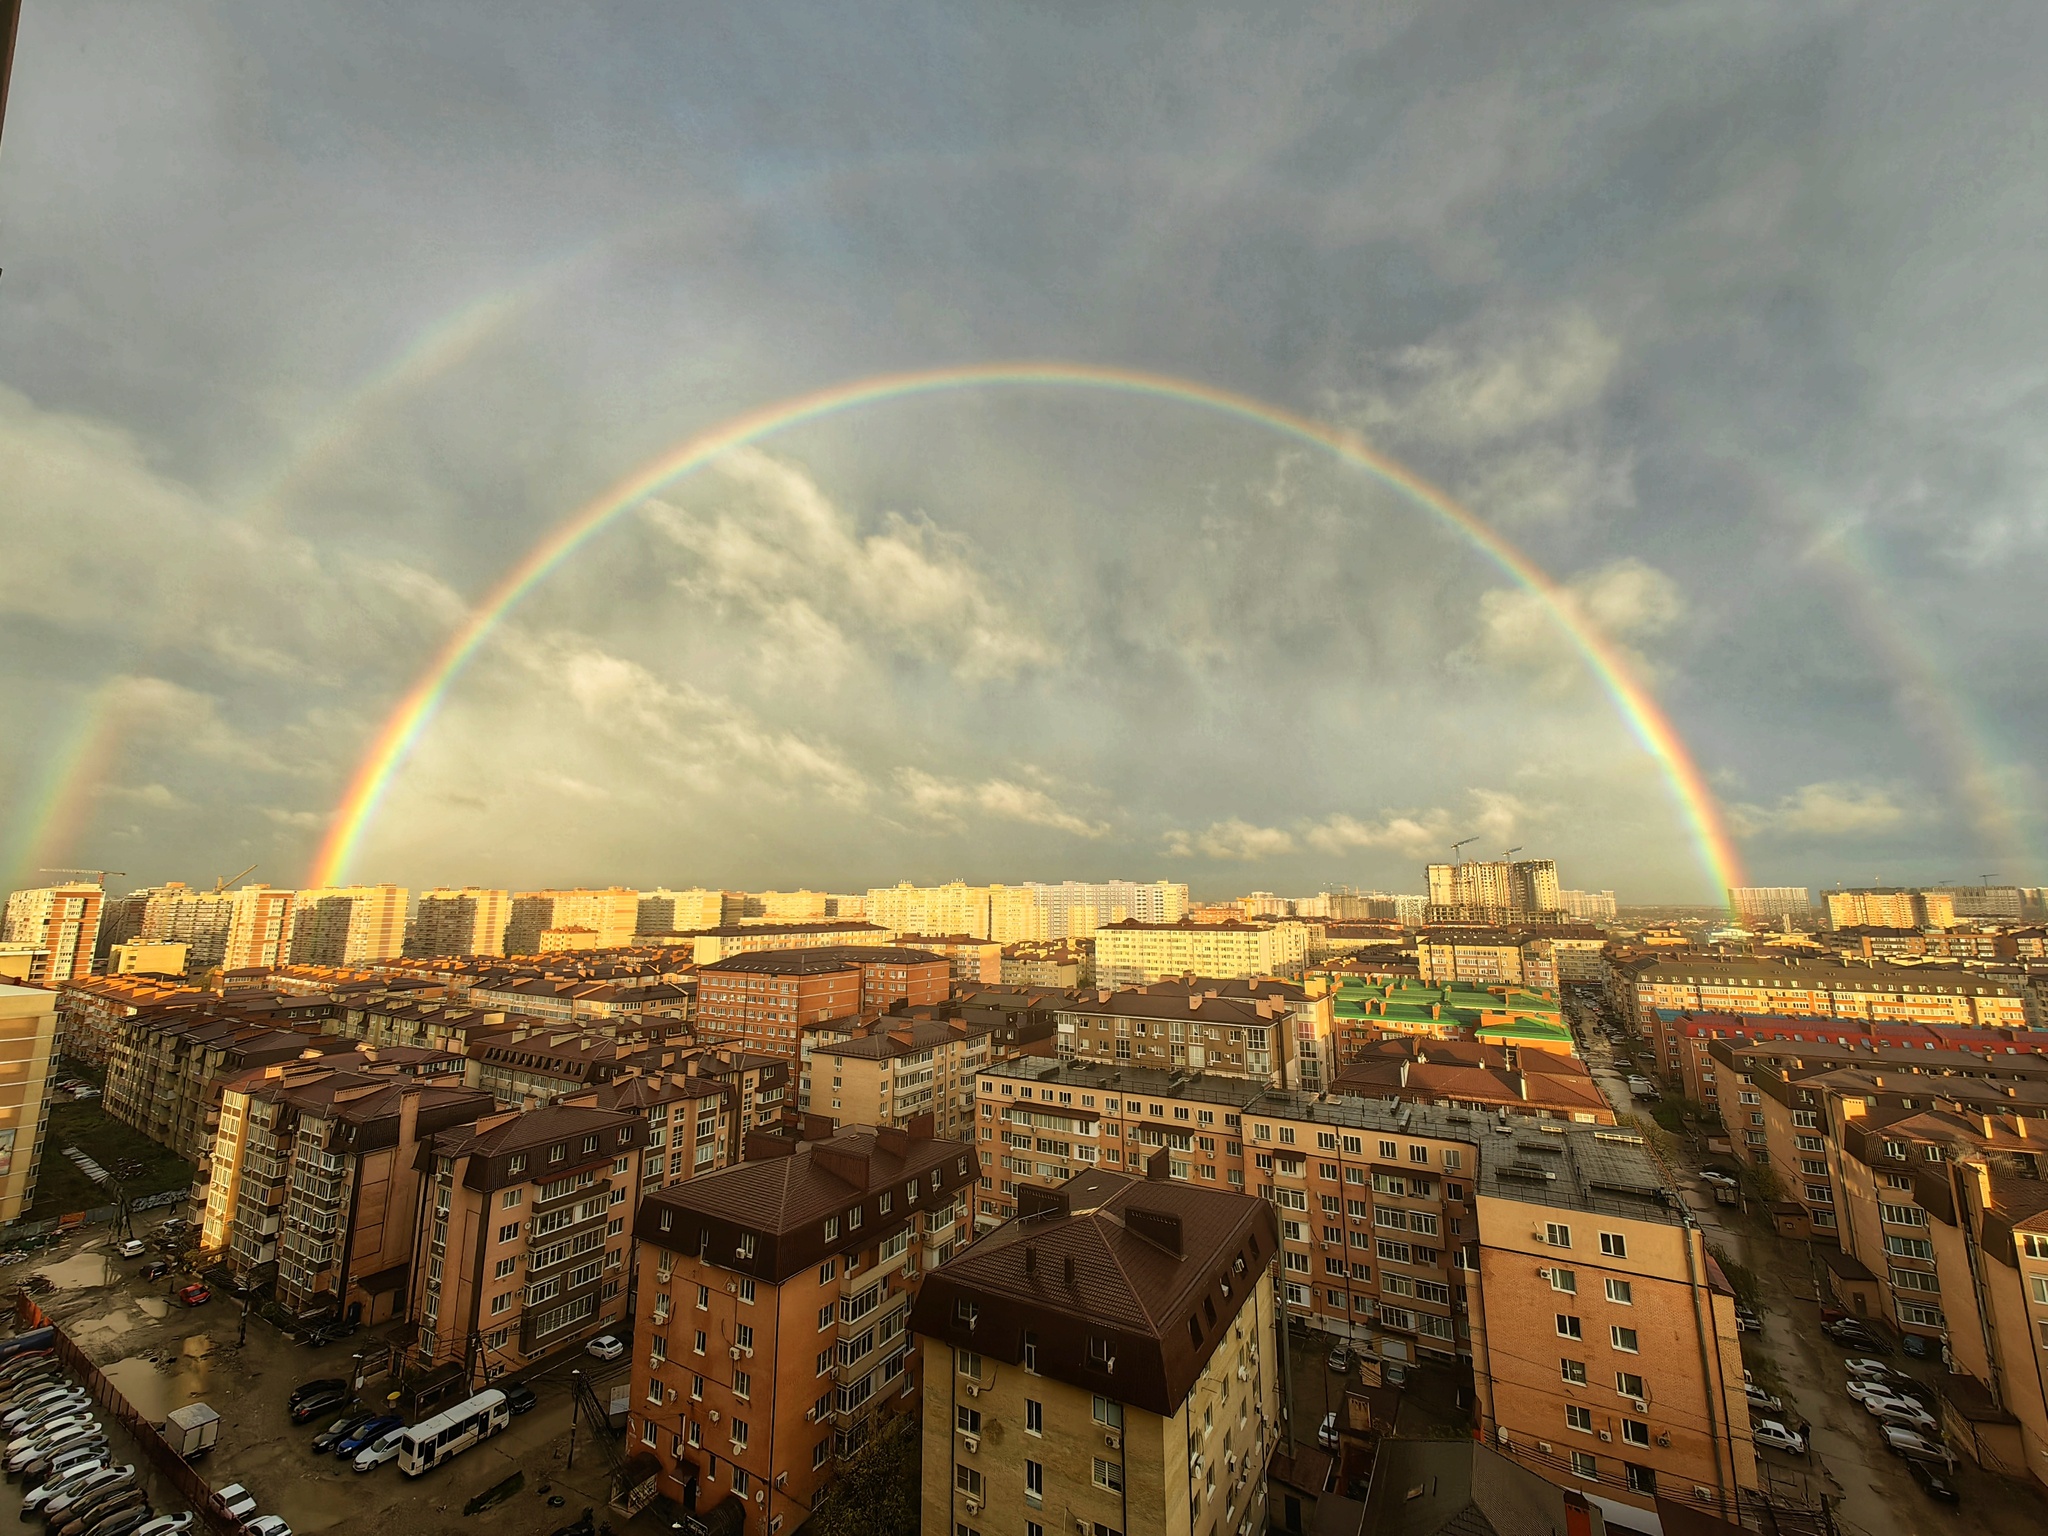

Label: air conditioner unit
[726,1280,738,1292]
[1694,1486,1712,1502]
[1538,1442,1553,1455]
[962,1434,980,1453]
[730,1347,743,1360]
[1657,1433,1672,1448]
[1104,1433,1121,1450]
[709,1410,721,1422]
[1073,1519,1089,1535]
[1236,1365,1249,1382]
[1537,1267,1553,1280]
[1632,1398,1648,1413]
[1598,1431,1612,1443]
[964,1496,983,1514]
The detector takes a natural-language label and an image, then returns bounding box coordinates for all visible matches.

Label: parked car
[1822,1320,1891,1353]
[113,1241,146,1261]
[133,1518,196,1536]
[1700,1169,1739,1188]
[352,1429,406,1473]
[1866,1398,1939,1434]
[175,1285,210,1308]
[504,1384,538,1416]
[245,1517,292,1536]
[1326,1346,1352,1373]
[1744,1383,1784,1414]
[309,1412,378,1455]
[139,1262,171,1283]
[1846,1381,1907,1407]
[302,1320,359,1348]
[1752,1419,1806,1455]
[1317,1411,1338,1450]
[288,1388,352,1426]
[1882,1426,1957,1468]
[336,1415,403,1458]
[287,1379,347,1409]
[1844,1357,1898,1381]
[213,1484,257,1520]
[21,1456,114,1515]
[585,1335,625,1361]
[1907,1457,1960,1504]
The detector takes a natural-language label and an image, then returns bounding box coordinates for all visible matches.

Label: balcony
[534,1173,609,1216]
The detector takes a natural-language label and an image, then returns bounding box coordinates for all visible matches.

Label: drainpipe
[1681,1221,1735,1520]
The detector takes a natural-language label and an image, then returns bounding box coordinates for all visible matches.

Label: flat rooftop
[1475,1122,1685,1227]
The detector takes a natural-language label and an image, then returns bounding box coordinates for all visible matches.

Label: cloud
[1461,557,1686,685]
[895,769,1109,838]
[1304,790,1528,859]
[1163,819,1299,861]
[1728,782,1911,840]
[96,783,188,811]
[641,447,1053,684]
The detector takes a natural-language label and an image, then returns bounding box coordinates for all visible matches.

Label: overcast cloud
[4,1,2046,901]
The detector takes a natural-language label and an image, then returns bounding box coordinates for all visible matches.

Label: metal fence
[12,1292,247,1536]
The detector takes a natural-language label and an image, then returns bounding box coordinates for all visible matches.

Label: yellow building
[108,941,189,976]
[1825,888,1957,930]
[224,885,297,971]
[1092,918,1307,985]
[0,985,61,1223]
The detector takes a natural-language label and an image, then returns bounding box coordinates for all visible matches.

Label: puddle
[180,1336,212,1359]
[33,1254,111,1290]
[100,1353,214,1424]
[136,1299,167,1319]
[69,1309,139,1342]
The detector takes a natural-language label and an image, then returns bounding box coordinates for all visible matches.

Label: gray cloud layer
[4,1,2045,899]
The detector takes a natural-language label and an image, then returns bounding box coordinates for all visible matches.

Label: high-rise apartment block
[1426,859,1563,924]
[503,888,640,954]
[626,1122,978,1530]
[690,921,898,965]
[1557,889,1619,922]
[223,885,297,971]
[2,884,104,984]
[695,947,952,1061]
[1093,919,1307,986]
[409,888,513,958]
[140,883,236,973]
[912,1168,1282,1536]
[0,983,61,1222]
[1823,887,1957,930]
[800,1019,995,1137]
[1727,887,1811,924]
[859,881,1189,943]
[288,884,408,965]
[411,1103,646,1381]
[637,889,742,936]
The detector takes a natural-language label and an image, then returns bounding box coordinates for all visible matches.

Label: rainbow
[308,362,1750,896]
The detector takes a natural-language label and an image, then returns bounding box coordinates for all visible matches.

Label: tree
[809,1415,921,1536]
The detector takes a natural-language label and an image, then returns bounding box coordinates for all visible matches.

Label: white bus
[396,1389,510,1477]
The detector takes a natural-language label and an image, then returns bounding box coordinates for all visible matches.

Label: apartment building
[560,1072,736,1194]
[1425,859,1561,924]
[911,1168,1282,1536]
[1728,888,1812,925]
[500,888,642,954]
[690,921,898,966]
[637,889,737,936]
[695,947,951,1061]
[288,884,408,965]
[625,1122,978,1532]
[1,884,104,985]
[800,1019,995,1137]
[1050,986,1303,1086]
[1093,919,1307,987]
[1826,888,1957,931]
[999,943,1085,987]
[107,941,188,976]
[54,974,198,1065]
[0,985,61,1222]
[1473,1125,1754,1520]
[1559,890,1620,923]
[1329,977,1573,1056]
[864,882,996,940]
[1334,1041,1616,1125]
[1630,960,2031,1074]
[411,1103,646,1382]
[890,934,1001,985]
[204,1059,492,1321]
[410,888,514,958]
[222,886,297,971]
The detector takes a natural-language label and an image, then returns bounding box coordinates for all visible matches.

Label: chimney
[1063,1254,1077,1287]
[1024,1244,1037,1276]
[1146,1147,1172,1180]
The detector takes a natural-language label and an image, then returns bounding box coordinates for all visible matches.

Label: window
[1023,1331,1039,1372]
[1599,1232,1627,1259]
[1625,1463,1656,1495]
[1567,1405,1593,1432]
[1092,1396,1123,1428]
[694,1330,707,1355]
[1571,1451,1598,1479]
[818,1305,834,1331]
[490,1292,511,1315]
[957,1348,983,1379]
[956,1405,981,1434]
[502,1189,523,1208]
[1622,1420,1650,1447]
[1025,1460,1044,1502]
[498,1222,520,1243]
[1611,1326,1639,1353]
[1605,1279,1633,1305]
[1088,1335,1115,1369]
[736,1278,756,1304]
[1025,1399,1043,1434]
[954,1466,983,1500]
[1616,1371,1644,1398]
[1546,1223,1572,1248]
[1092,1458,1124,1493]
[1557,1314,1583,1340]
[819,1259,836,1283]
[1561,1359,1588,1385]
[1550,1269,1577,1294]
[494,1257,518,1279]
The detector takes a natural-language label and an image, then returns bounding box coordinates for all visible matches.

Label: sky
[3,1,2047,904]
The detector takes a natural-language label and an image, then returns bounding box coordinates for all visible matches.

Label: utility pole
[567,1369,581,1471]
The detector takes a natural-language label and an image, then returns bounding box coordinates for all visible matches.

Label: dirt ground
[20,1220,641,1536]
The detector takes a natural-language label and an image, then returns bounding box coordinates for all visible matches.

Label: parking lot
[21,1222,637,1536]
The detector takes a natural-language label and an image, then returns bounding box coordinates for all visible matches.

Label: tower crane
[1448,837,1479,862]
[1502,846,1523,861]
[39,868,126,886]
[212,864,258,894]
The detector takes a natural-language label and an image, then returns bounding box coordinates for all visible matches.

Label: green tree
[809,1415,922,1536]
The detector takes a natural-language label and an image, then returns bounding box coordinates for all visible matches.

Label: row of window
[1540,1223,1630,1259]
[1556,1315,1640,1352]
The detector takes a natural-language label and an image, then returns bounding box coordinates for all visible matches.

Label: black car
[311,1410,379,1454]
[303,1319,359,1348]
[1907,1457,1960,1504]
[139,1262,170,1283]
[1823,1321,1892,1353]
[288,1378,347,1408]
[504,1383,538,1415]
[290,1386,353,1424]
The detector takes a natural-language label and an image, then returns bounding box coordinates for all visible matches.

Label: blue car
[335,1416,402,1458]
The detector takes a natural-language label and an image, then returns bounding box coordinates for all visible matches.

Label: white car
[585,1335,625,1361]
[1865,1398,1938,1434]
[20,1455,113,1513]
[1752,1419,1806,1455]
[246,1517,294,1536]
[1844,1358,1897,1381]
[134,1517,196,1536]
[1744,1383,1784,1413]
[353,1429,405,1473]
[214,1484,258,1520]
[115,1240,147,1259]
[1846,1380,1905,1407]
[1317,1411,1338,1449]
[1882,1426,1956,1467]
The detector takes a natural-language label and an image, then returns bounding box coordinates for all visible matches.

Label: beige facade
[109,941,188,976]
[2,885,104,984]
[411,888,513,958]
[1093,919,1306,986]
[0,985,60,1222]
[140,883,236,973]
[224,886,297,971]
[1633,959,2029,1035]
[289,884,409,964]
[801,1019,994,1138]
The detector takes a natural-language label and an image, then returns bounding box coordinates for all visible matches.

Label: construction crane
[1449,837,1480,862]
[1502,846,1523,861]
[39,868,126,886]
[212,864,257,894]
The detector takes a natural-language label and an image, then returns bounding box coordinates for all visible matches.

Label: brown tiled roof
[432,1102,636,1159]
[699,946,948,975]
[644,1125,959,1235]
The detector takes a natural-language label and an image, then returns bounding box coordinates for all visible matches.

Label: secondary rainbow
[308,362,1749,896]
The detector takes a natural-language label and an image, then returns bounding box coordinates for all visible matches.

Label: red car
[177,1284,210,1307]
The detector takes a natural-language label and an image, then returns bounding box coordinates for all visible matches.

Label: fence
[12,1292,247,1536]
[3,1185,192,1240]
